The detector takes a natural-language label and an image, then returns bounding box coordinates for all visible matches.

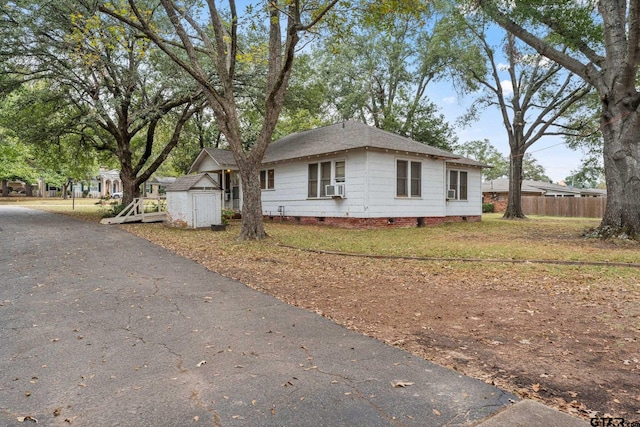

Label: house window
[320,162,331,197]
[448,170,468,200]
[397,160,421,197]
[335,161,345,182]
[308,160,345,198]
[260,168,275,190]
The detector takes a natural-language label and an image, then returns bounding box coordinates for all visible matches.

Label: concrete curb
[475,399,590,426]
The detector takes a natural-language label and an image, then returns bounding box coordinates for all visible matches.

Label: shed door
[193,192,221,228]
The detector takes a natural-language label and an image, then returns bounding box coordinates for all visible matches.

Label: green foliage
[0,84,100,183]
[311,5,458,149]
[221,208,236,225]
[482,203,495,213]
[455,139,551,182]
[0,136,39,183]
[522,154,550,182]
[2,0,203,205]
[454,139,508,180]
[564,156,605,189]
[99,200,126,218]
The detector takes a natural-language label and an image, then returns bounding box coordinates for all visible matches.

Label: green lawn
[265,214,638,264]
[8,198,638,266]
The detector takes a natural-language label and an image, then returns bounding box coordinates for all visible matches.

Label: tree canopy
[478,0,640,237]
[99,0,340,240]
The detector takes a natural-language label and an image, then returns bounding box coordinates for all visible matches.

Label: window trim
[447,169,468,201]
[260,168,275,190]
[396,159,422,198]
[307,159,346,198]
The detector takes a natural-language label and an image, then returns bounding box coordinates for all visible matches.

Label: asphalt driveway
[0,206,515,426]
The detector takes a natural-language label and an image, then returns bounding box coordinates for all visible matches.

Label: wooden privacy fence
[521,196,606,218]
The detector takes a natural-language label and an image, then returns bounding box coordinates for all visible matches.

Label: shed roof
[165,173,221,192]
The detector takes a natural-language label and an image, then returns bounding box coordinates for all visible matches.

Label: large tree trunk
[119,165,142,207]
[503,149,526,219]
[1,180,8,197]
[237,158,267,241]
[598,101,640,238]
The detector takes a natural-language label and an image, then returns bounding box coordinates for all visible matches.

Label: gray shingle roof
[263,121,464,163]
[165,173,220,192]
[147,177,177,185]
[191,121,488,169]
[202,148,237,166]
[482,178,582,195]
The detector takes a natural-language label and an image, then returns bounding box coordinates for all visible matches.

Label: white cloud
[442,96,457,104]
[500,80,513,96]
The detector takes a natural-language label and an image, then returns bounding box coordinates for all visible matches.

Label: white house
[165,173,223,228]
[188,121,486,228]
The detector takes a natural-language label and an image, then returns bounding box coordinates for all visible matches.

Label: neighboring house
[144,176,177,198]
[187,121,486,228]
[578,188,607,197]
[98,169,122,197]
[482,178,607,212]
[36,168,178,199]
[67,168,120,198]
[482,178,605,200]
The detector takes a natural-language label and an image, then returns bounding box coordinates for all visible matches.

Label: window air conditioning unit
[326,183,345,198]
[447,189,456,200]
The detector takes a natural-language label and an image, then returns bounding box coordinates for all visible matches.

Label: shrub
[482,203,495,213]
[221,209,235,225]
[100,201,127,218]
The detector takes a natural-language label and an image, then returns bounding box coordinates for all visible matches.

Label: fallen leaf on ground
[391,381,414,388]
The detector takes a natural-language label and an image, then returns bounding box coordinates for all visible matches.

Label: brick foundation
[264,215,481,229]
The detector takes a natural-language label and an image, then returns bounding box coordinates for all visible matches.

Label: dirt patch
[123,224,640,422]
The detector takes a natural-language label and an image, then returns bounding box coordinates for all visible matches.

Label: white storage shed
[165,173,223,228]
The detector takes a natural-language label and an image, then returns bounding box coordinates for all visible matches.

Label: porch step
[100,197,166,225]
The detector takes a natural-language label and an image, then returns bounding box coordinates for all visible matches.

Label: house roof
[190,121,487,170]
[263,121,469,163]
[147,177,177,186]
[165,173,221,192]
[98,169,120,179]
[579,188,607,197]
[482,178,583,196]
[188,148,238,174]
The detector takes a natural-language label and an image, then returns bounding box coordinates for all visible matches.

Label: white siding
[166,191,191,227]
[445,167,483,217]
[261,151,368,217]
[260,149,482,219]
[167,190,222,228]
[197,157,221,172]
[365,151,446,217]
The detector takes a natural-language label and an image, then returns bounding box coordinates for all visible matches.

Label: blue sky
[428,79,584,183]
